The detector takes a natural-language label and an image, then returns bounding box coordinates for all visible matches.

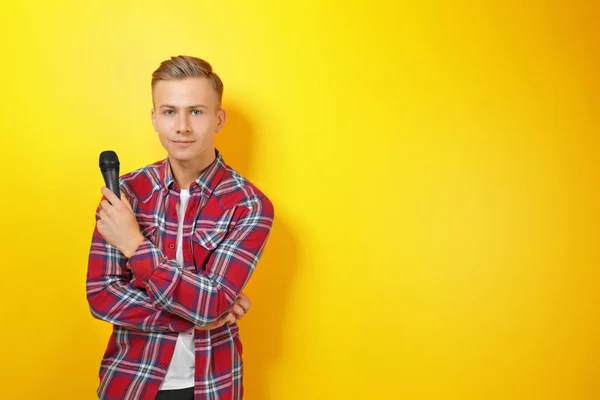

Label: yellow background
[0,1,598,399]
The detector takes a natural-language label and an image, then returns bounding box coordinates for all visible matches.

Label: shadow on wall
[217,105,298,400]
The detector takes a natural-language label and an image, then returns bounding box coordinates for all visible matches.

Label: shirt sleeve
[126,195,274,327]
[86,203,193,333]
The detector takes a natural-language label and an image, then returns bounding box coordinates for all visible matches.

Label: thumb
[216,313,236,328]
[224,312,236,325]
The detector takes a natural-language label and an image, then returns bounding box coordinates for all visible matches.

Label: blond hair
[151,55,224,104]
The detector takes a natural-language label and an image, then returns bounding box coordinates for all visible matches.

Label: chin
[169,147,205,163]
[169,153,195,163]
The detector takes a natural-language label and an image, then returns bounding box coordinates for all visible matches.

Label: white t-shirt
[159,189,195,390]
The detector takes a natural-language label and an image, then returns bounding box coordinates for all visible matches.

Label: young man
[86,55,274,400]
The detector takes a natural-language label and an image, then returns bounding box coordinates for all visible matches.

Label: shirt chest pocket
[192,227,228,251]
[191,213,234,271]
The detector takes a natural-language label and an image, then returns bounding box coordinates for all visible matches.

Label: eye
[163,109,174,115]
[191,110,202,116]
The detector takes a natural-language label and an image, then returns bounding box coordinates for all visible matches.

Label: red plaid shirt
[86,150,274,400]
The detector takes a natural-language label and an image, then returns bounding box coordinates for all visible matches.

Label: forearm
[87,230,194,333]
[86,278,194,332]
[126,240,235,326]
[124,196,274,327]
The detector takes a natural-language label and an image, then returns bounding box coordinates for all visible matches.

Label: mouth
[172,140,195,145]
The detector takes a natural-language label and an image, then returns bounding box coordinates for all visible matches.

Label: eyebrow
[159,104,208,109]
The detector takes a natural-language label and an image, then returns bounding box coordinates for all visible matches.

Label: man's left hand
[195,293,252,331]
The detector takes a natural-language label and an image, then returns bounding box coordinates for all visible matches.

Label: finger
[213,312,235,329]
[196,311,237,331]
[235,294,251,314]
[100,200,112,214]
[120,192,133,210]
[96,220,105,234]
[101,186,120,206]
[98,209,108,221]
[195,317,223,331]
[225,312,236,325]
[232,304,245,319]
[208,320,223,330]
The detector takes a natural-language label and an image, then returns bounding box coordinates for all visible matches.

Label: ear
[216,108,226,133]
[151,108,157,131]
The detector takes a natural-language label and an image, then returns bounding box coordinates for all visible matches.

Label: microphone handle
[102,169,121,199]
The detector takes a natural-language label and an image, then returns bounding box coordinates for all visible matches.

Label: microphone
[99,150,120,199]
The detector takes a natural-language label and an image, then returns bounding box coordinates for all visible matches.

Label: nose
[176,114,191,134]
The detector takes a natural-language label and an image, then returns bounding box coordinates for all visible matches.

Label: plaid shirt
[86,150,274,400]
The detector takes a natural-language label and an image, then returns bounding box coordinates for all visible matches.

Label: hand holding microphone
[97,151,143,258]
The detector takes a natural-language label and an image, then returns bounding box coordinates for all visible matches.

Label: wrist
[122,233,145,259]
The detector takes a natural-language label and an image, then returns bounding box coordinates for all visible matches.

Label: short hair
[151,55,224,105]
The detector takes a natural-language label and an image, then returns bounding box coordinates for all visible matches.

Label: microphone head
[99,150,120,172]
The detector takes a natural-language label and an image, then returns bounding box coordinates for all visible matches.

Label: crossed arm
[86,187,273,332]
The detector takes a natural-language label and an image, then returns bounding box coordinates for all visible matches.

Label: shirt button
[207,243,213,249]
[169,244,175,249]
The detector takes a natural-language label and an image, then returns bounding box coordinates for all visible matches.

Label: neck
[170,149,216,190]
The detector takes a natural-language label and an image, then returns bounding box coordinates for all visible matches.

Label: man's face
[151,77,225,163]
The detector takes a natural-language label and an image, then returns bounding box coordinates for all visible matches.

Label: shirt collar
[160,148,226,197]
